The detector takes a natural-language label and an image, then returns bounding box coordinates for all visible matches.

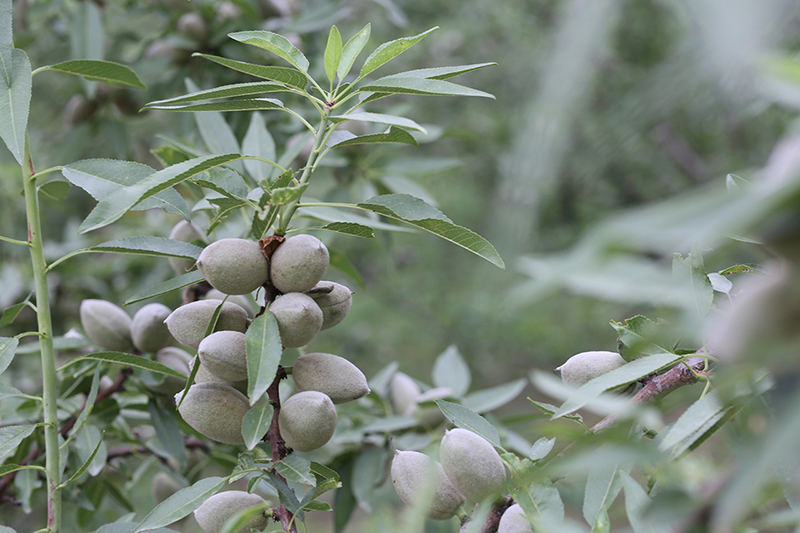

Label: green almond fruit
[497,503,533,533]
[390,372,421,417]
[197,238,270,296]
[440,428,506,503]
[291,352,369,404]
[278,391,337,452]
[175,382,249,445]
[194,490,268,533]
[80,299,134,352]
[307,281,353,330]
[269,293,323,348]
[165,300,249,350]
[131,303,173,353]
[270,234,330,293]
[197,330,248,382]
[145,347,191,395]
[390,450,465,520]
[168,220,206,275]
[555,350,626,388]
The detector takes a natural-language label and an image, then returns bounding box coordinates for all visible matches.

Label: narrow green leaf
[242,112,276,182]
[69,0,103,97]
[0,425,37,461]
[329,247,366,289]
[134,477,225,532]
[61,430,104,487]
[228,30,310,72]
[145,82,287,108]
[89,236,203,260]
[317,222,375,238]
[303,500,332,512]
[329,111,426,132]
[462,379,527,413]
[0,463,37,477]
[38,60,145,89]
[124,270,205,306]
[357,194,505,268]
[324,26,343,83]
[0,48,31,164]
[58,352,187,378]
[658,392,730,458]
[242,402,274,450]
[328,126,418,148]
[62,159,188,216]
[146,98,284,113]
[148,400,186,470]
[78,153,242,233]
[584,460,631,527]
[351,447,387,513]
[0,384,24,402]
[245,312,282,405]
[358,416,420,434]
[380,62,498,81]
[15,335,90,355]
[359,77,494,99]
[338,23,371,80]
[432,345,471,397]
[0,336,18,377]
[0,301,27,328]
[359,27,437,78]
[274,454,315,485]
[217,504,271,533]
[194,54,308,89]
[67,364,101,442]
[434,400,501,448]
[95,524,178,533]
[297,204,416,233]
[184,78,243,175]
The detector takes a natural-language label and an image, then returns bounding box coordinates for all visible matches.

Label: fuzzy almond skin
[197,330,248,382]
[556,351,627,388]
[165,300,249,350]
[194,491,268,533]
[390,372,421,417]
[292,352,369,404]
[440,428,506,503]
[307,281,353,330]
[269,293,323,348]
[168,220,206,274]
[131,303,173,353]
[80,299,134,352]
[278,391,337,452]
[390,450,465,520]
[175,382,249,445]
[498,503,533,533]
[270,234,330,293]
[144,347,191,395]
[197,238,269,295]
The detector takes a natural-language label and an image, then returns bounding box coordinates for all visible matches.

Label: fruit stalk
[22,134,62,532]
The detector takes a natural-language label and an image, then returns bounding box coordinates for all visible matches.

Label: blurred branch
[651,121,707,185]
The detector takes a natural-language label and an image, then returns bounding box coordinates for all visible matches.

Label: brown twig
[264,366,296,533]
[459,498,515,533]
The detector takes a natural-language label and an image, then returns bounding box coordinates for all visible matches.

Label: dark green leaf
[338,23,371,80]
[435,400,501,448]
[0,463,35,477]
[0,424,37,461]
[134,477,225,532]
[194,54,308,89]
[317,222,375,238]
[68,364,101,441]
[145,82,287,108]
[610,315,670,361]
[359,27,437,78]
[89,236,202,260]
[0,301,27,328]
[78,154,242,233]
[329,247,366,289]
[59,352,187,378]
[38,60,145,89]
[274,454,315,485]
[245,312,282,405]
[0,337,18,377]
[329,111,426,132]
[658,392,730,458]
[38,180,72,201]
[124,270,205,306]
[146,98,284,113]
[149,400,186,470]
[357,194,505,268]
[242,402,274,450]
[228,30,310,72]
[328,126,418,147]
[0,48,31,164]
[61,429,105,487]
[324,25,343,83]
[359,77,494,99]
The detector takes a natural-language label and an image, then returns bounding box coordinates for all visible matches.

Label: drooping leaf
[145,82,287,108]
[0,336,18,377]
[297,203,416,233]
[15,335,90,355]
[380,62,498,81]
[245,312,282,405]
[37,60,146,89]
[462,379,527,413]
[317,222,375,238]
[242,402,274,450]
[329,111,426,132]
[78,153,242,233]
[0,463,36,477]
[327,126,418,148]
[0,48,31,164]
[357,194,505,268]
[359,76,494,99]
[338,23,371,80]
[59,352,187,378]
[359,27,437,78]
[124,270,205,306]
[431,345,471,397]
[146,98,284,113]
[134,477,225,532]
[324,25,343,83]
[620,472,669,533]
[67,364,101,443]
[228,30,310,72]
[242,112,276,182]
[193,54,309,89]
[0,424,37,462]
[434,400,501,448]
[88,236,203,260]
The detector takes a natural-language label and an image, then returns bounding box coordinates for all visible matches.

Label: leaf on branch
[338,23,370,80]
[316,222,375,238]
[124,270,205,306]
[329,112,426,133]
[242,402,274,450]
[324,25,343,83]
[359,27,438,78]
[134,477,226,532]
[0,336,19,377]
[359,77,495,99]
[0,48,32,164]
[228,30,310,72]
[59,352,187,378]
[144,82,288,108]
[245,312,282,405]
[327,126,418,148]
[145,98,284,113]
[193,54,309,89]
[38,59,146,89]
[435,400,502,448]
[380,62,498,81]
[0,424,38,462]
[89,236,203,260]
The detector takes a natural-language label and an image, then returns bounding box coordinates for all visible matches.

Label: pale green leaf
[324,25,342,83]
[15,335,90,355]
[242,402,274,450]
[329,111,426,133]
[359,27,437,78]
[0,336,18,377]
[89,236,202,260]
[0,425,37,461]
[0,48,31,164]
[274,454,315,485]
[583,461,631,527]
[431,345,471,397]
[124,271,205,306]
[146,98,284,113]
[38,60,145,89]
[296,204,416,233]
[69,0,103,97]
[242,112,276,182]
[145,82,287,107]
[0,384,23,402]
[245,312,282,405]
[317,222,375,238]
[194,54,308,89]
[352,447,387,513]
[59,352,187,378]
[134,477,225,532]
[62,428,105,486]
[530,437,556,461]
[38,179,71,201]
[434,400,501,448]
[380,62,497,81]
[328,126,418,147]
[148,400,185,470]
[462,379,527,413]
[184,79,243,175]
[228,30,310,72]
[0,0,11,48]
[359,77,494,99]
[338,23,371,80]
[0,301,27,328]
[658,392,730,458]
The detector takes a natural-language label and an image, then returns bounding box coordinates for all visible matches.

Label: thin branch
[264,366,297,533]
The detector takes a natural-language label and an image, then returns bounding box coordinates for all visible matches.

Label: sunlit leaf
[245,312,282,405]
[146,98,284,113]
[359,27,437,78]
[194,54,309,89]
[359,77,494,99]
[324,25,342,83]
[229,30,310,72]
[338,23,371,80]
[329,112,426,133]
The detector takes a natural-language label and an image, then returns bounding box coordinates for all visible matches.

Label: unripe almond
[270,235,330,293]
[197,238,269,295]
[165,300,249,350]
[307,281,353,330]
[390,450,465,520]
[204,289,255,318]
[80,299,133,352]
[197,330,248,382]
[440,428,506,503]
[556,351,626,388]
[168,220,206,274]
[131,303,173,353]
[269,293,323,348]
[278,391,337,452]
[145,347,191,395]
[175,382,249,445]
[498,504,532,533]
[152,471,185,504]
[390,372,421,416]
[194,490,268,533]
[291,352,369,404]
[193,357,248,394]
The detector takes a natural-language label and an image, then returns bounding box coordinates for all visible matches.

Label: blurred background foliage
[2,0,800,529]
